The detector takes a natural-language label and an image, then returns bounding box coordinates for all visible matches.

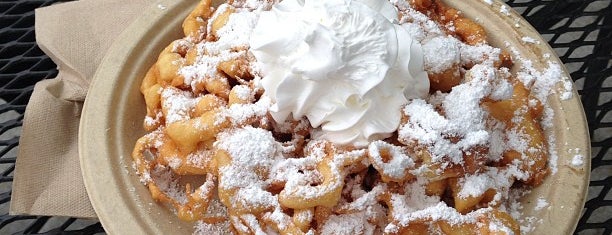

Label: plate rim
[79,0,196,234]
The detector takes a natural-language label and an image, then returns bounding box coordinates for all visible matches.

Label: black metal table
[0,0,610,234]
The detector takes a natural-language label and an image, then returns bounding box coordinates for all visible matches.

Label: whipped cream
[250,0,429,146]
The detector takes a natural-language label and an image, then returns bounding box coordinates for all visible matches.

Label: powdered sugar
[560,79,574,100]
[232,84,253,101]
[503,44,575,177]
[240,214,267,235]
[489,220,515,234]
[368,141,415,179]
[500,5,510,16]
[393,1,445,42]
[521,61,571,102]
[230,0,277,11]
[294,208,313,224]
[180,7,259,93]
[457,167,514,199]
[194,220,231,235]
[534,197,549,211]
[214,126,285,226]
[186,149,214,170]
[518,212,544,234]
[488,120,508,161]
[571,154,584,168]
[144,111,162,127]
[547,133,559,174]
[422,36,460,73]
[459,43,502,67]
[161,87,199,124]
[399,64,508,164]
[391,202,485,230]
[215,96,271,126]
[521,36,540,44]
[320,212,374,235]
[215,126,280,189]
[135,0,578,234]
[340,184,386,215]
[232,186,277,210]
[509,45,574,103]
[400,99,468,163]
[208,5,259,53]
[150,165,187,204]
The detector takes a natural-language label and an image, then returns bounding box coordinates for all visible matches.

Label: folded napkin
[10,0,152,218]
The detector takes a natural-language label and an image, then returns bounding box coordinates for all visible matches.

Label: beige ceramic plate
[79,0,590,234]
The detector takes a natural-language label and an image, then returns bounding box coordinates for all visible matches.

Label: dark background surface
[0,0,610,234]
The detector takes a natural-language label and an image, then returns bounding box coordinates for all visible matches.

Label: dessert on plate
[131,0,574,234]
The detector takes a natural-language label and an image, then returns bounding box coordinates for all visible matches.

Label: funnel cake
[132,0,573,234]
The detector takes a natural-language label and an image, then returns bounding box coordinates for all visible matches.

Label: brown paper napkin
[10,0,153,219]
